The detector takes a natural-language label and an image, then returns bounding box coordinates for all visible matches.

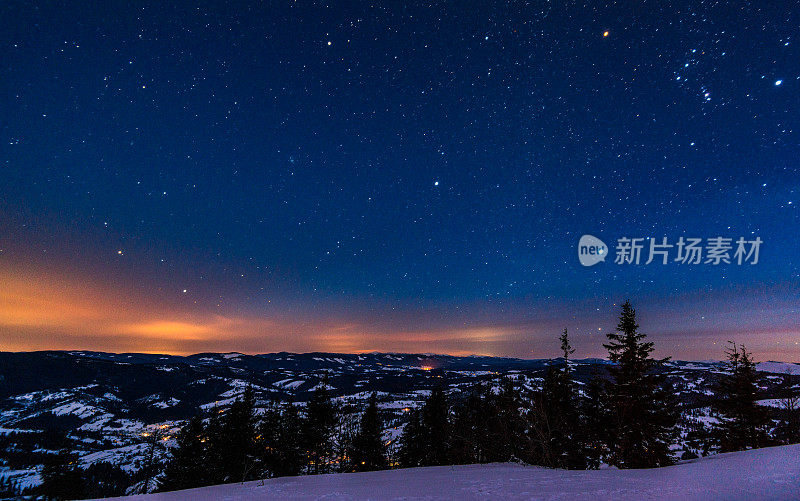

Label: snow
[274,379,305,390]
[757,361,800,375]
[50,401,102,419]
[107,444,800,501]
[152,398,180,409]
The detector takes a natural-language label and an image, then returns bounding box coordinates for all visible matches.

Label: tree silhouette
[602,300,678,468]
[349,393,388,471]
[712,342,772,452]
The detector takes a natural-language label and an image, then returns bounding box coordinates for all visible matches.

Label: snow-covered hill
[0,351,796,494]
[756,361,800,376]
[110,444,800,501]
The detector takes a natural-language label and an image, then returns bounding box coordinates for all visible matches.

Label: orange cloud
[0,263,531,356]
[1,262,797,361]
[118,320,218,340]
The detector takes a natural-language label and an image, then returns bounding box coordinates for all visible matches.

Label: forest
[11,301,799,499]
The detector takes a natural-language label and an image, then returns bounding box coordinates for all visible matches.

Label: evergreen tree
[602,300,678,468]
[159,415,208,492]
[419,386,450,465]
[140,426,164,493]
[349,393,388,471]
[82,461,130,498]
[449,389,488,464]
[449,381,525,464]
[712,342,772,452]
[220,386,259,482]
[398,386,450,467]
[255,403,282,477]
[302,377,338,474]
[38,449,84,500]
[560,327,575,366]
[527,329,590,469]
[202,386,259,484]
[483,378,527,462]
[258,403,306,477]
[397,407,425,467]
[581,374,608,468]
[775,373,800,444]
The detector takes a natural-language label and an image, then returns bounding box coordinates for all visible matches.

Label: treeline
[154,301,800,495]
[158,382,387,492]
[4,455,131,500]
[24,300,798,499]
[397,301,679,470]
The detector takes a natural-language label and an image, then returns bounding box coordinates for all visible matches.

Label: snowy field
[109,444,800,501]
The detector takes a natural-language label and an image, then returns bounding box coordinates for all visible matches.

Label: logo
[578,235,607,266]
[578,234,762,267]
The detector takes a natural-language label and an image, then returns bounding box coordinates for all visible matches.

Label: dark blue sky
[1,1,798,359]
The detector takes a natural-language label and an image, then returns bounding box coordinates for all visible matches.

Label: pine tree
[560,327,575,367]
[420,386,450,465]
[581,374,608,468]
[602,300,678,468]
[82,461,130,498]
[258,403,306,477]
[398,386,450,467]
[302,376,338,474]
[712,342,772,452]
[527,329,590,469]
[204,386,259,483]
[449,390,487,464]
[38,449,84,500]
[140,426,164,493]
[775,373,800,444]
[256,403,282,477]
[487,379,527,462]
[553,329,589,468]
[226,386,259,482]
[349,393,388,471]
[397,407,425,467]
[159,415,208,492]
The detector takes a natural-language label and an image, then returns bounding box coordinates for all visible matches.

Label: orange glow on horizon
[0,263,798,361]
[0,265,525,356]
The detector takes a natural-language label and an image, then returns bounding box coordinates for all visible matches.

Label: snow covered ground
[756,361,800,376]
[109,444,800,501]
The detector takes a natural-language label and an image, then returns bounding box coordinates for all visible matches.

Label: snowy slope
[757,361,800,376]
[108,444,800,501]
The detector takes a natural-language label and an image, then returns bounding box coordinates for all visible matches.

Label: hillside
[113,444,800,501]
[1,351,797,494]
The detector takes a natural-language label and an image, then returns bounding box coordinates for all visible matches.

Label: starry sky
[1,1,799,360]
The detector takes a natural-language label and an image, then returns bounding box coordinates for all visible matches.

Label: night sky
[1,1,798,360]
